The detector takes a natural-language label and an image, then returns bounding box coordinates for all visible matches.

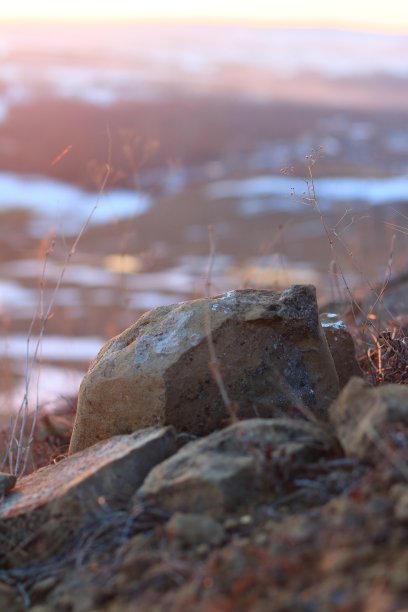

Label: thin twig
[6,128,112,477]
[204,225,238,423]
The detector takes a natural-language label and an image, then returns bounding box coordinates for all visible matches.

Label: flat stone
[69,286,339,454]
[136,418,340,519]
[329,377,408,463]
[0,427,177,565]
[320,313,363,388]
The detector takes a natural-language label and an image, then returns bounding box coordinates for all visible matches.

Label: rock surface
[165,512,225,549]
[320,312,363,387]
[0,427,177,565]
[69,286,339,454]
[329,376,408,463]
[136,418,341,518]
[0,472,17,497]
[0,410,406,611]
[2,284,406,611]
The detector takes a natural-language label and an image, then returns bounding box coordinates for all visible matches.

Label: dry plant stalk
[304,152,394,325]
[301,152,408,482]
[302,152,405,377]
[203,227,318,426]
[364,327,408,385]
[204,226,238,424]
[3,137,112,477]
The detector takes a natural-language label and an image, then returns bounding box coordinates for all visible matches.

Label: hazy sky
[1,0,408,32]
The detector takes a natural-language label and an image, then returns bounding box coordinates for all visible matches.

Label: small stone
[165,512,225,548]
[224,517,240,530]
[329,377,408,463]
[120,532,152,560]
[119,550,163,581]
[239,515,253,525]
[31,576,59,598]
[195,543,210,557]
[254,532,268,545]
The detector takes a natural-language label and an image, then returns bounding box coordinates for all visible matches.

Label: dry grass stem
[204,225,238,423]
[3,133,112,477]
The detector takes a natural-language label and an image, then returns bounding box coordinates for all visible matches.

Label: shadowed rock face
[69,286,339,454]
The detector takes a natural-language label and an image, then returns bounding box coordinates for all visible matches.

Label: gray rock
[69,286,339,454]
[320,312,363,388]
[136,418,340,519]
[165,512,225,548]
[0,427,177,565]
[329,377,408,463]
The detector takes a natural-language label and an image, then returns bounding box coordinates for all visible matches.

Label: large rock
[0,427,177,565]
[69,286,339,454]
[329,377,408,463]
[136,418,341,519]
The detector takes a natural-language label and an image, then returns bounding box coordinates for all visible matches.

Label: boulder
[320,312,363,388]
[136,418,341,519]
[0,427,177,565]
[329,377,408,463]
[69,286,339,454]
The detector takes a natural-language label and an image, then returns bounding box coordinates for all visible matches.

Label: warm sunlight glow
[1,0,408,32]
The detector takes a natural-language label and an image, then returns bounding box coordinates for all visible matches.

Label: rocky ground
[1,283,408,611]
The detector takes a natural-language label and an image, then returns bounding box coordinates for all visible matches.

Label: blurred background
[1,0,408,416]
